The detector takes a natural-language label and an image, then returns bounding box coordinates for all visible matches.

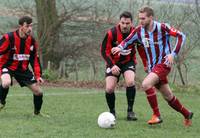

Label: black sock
[126,85,136,112]
[105,92,115,113]
[0,85,9,105]
[33,94,43,114]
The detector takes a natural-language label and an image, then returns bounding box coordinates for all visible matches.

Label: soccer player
[112,6,193,126]
[0,16,47,116]
[101,11,147,121]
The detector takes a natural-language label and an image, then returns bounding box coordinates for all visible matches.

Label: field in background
[0,0,199,85]
[0,85,199,138]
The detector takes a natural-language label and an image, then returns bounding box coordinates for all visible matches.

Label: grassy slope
[0,85,199,138]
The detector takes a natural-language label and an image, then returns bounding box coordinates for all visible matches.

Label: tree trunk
[35,0,60,69]
[75,61,79,82]
[91,60,97,80]
[172,68,177,84]
[177,65,185,85]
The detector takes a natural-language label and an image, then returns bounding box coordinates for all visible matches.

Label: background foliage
[0,0,199,86]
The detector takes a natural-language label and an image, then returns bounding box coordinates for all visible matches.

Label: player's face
[119,17,132,33]
[21,22,33,36]
[138,12,152,28]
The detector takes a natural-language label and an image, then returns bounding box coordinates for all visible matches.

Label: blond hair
[139,6,154,17]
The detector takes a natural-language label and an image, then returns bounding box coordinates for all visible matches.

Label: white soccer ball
[97,112,116,128]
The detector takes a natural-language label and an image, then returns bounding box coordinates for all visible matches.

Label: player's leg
[27,83,44,115]
[0,68,12,109]
[142,72,162,124]
[105,75,118,117]
[14,69,46,116]
[159,84,193,126]
[124,70,137,121]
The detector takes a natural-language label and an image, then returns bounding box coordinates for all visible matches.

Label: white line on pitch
[7,92,103,97]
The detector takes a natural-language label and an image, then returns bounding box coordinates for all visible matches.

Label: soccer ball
[97,112,116,128]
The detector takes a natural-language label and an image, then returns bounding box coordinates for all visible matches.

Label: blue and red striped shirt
[118,21,186,71]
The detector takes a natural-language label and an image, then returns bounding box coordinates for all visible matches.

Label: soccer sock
[167,95,190,118]
[126,85,136,112]
[145,88,160,117]
[0,85,9,105]
[105,92,115,113]
[33,94,43,114]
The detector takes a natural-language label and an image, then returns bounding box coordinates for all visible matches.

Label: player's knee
[1,74,11,88]
[141,81,151,91]
[31,86,43,95]
[35,92,43,96]
[33,90,43,96]
[105,83,116,93]
[106,87,115,93]
[126,81,135,87]
[2,80,11,88]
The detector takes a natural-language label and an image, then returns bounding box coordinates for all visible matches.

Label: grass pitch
[0,85,199,138]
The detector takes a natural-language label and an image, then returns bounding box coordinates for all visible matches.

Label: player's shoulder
[111,25,117,31]
[30,35,36,41]
[160,22,171,29]
[105,25,117,38]
[25,33,35,41]
[110,25,117,33]
[7,31,14,36]
[4,31,14,39]
[132,25,142,33]
[0,31,15,42]
[105,25,115,33]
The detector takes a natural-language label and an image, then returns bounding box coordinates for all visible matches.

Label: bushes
[43,69,59,81]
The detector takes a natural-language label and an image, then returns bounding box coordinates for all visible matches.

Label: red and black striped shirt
[0,30,42,79]
[101,24,147,68]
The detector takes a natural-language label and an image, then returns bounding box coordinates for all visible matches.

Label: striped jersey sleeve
[30,38,42,79]
[100,30,115,67]
[0,34,10,55]
[161,23,186,57]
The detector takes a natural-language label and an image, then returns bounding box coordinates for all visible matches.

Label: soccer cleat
[33,112,50,118]
[184,112,193,127]
[0,103,5,110]
[110,110,116,118]
[147,114,163,125]
[127,111,137,121]
[0,101,5,111]
[34,110,50,118]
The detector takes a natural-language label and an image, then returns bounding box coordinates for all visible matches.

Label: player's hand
[164,54,174,67]
[111,47,121,55]
[111,65,121,76]
[37,77,44,84]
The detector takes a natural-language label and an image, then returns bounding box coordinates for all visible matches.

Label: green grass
[0,85,199,138]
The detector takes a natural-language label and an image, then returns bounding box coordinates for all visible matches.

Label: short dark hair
[139,6,154,17]
[120,11,132,21]
[18,16,32,25]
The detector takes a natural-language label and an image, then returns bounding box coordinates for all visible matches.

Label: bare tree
[153,1,200,85]
[34,0,94,68]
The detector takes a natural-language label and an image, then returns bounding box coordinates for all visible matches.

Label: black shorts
[105,61,136,80]
[1,68,37,87]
